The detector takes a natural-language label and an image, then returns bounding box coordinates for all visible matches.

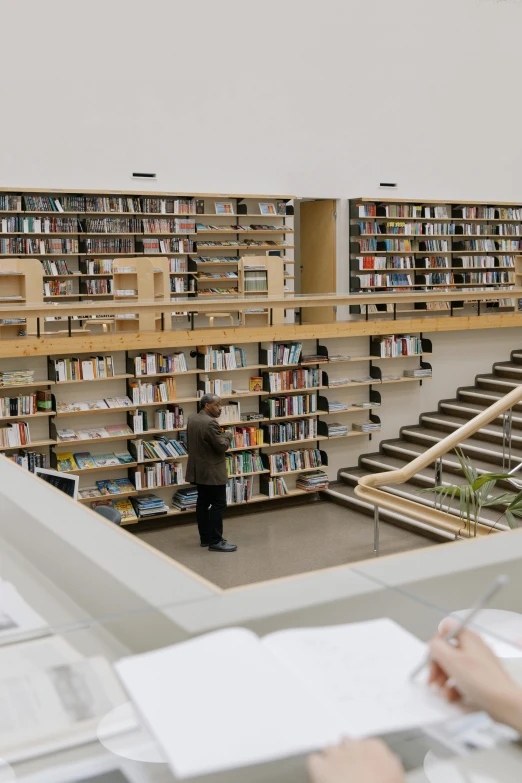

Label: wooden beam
[2,313,522,359]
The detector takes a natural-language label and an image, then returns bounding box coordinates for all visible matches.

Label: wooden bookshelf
[0,333,431,524]
[0,189,294,321]
[350,198,518,316]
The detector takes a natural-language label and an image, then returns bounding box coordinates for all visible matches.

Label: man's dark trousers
[196,484,227,546]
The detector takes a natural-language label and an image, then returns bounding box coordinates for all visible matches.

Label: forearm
[490,685,522,733]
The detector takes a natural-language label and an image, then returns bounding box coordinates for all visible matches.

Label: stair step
[380,438,512,476]
[440,400,522,427]
[494,363,522,379]
[510,351,522,365]
[476,374,522,392]
[400,426,522,466]
[458,386,522,412]
[419,412,522,444]
[339,469,508,530]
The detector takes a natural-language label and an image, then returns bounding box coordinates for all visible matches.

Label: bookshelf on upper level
[349,198,522,316]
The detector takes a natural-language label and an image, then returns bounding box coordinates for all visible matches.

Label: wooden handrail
[0,288,521,319]
[355,383,522,536]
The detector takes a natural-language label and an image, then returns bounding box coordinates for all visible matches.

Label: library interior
[3,1,522,781]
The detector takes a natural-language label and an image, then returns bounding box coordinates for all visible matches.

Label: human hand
[429,619,522,731]
[307,738,405,783]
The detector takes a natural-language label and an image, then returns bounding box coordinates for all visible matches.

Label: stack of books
[328,354,350,362]
[131,494,169,518]
[326,400,348,412]
[404,368,432,378]
[172,486,198,511]
[352,421,381,433]
[0,370,34,387]
[327,377,349,387]
[327,423,348,437]
[296,470,329,491]
[353,401,380,408]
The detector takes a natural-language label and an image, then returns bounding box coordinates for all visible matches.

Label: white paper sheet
[263,618,462,738]
[116,627,342,778]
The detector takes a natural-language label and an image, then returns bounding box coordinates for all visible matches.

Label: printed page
[116,627,341,778]
[0,657,129,763]
[262,618,463,737]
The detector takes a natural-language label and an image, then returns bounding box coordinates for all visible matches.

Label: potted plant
[421,448,522,537]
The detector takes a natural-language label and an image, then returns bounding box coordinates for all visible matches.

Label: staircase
[330,349,522,540]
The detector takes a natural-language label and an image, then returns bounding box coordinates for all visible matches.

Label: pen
[410,574,509,682]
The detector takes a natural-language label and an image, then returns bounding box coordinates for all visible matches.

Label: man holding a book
[186,394,237,552]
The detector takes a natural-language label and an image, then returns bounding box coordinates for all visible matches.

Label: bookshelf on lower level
[0,334,432,525]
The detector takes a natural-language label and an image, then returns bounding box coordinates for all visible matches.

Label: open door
[300,199,336,323]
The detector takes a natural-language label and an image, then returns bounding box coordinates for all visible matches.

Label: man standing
[186,394,237,552]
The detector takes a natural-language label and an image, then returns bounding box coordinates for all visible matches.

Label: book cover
[96,479,120,495]
[105,397,133,408]
[249,377,263,392]
[94,453,121,467]
[114,477,135,493]
[36,390,52,410]
[73,452,96,470]
[55,452,78,471]
[105,424,133,437]
[113,497,138,522]
[115,450,134,464]
[77,428,110,440]
[78,486,102,499]
[56,428,79,442]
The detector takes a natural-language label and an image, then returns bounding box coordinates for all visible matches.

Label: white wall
[3,0,522,200]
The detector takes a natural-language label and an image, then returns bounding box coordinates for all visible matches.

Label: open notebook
[115,618,463,778]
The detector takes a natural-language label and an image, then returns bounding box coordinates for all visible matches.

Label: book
[115,619,461,779]
[78,486,102,499]
[105,396,133,408]
[115,450,134,464]
[114,477,135,493]
[73,452,96,470]
[94,453,121,467]
[113,497,138,522]
[105,424,133,437]
[55,453,77,472]
[56,428,79,442]
[249,377,263,392]
[96,479,121,495]
[77,428,110,440]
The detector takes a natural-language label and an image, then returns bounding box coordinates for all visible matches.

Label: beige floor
[134,496,436,589]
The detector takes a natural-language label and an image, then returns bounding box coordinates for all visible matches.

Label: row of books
[244,270,268,292]
[199,345,248,371]
[129,437,188,462]
[263,418,317,444]
[169,258,188,272]
[217,403,241,424]
[141,238,195,253]
[226,476,255,504]
[171,277,195,293]
[356,274,413,287]
[84,218,142,233]
[357,239,450,252]
[225,450,264,475]
[356,204,450,219]
[44,281,75,297]
[198,377,233,396]
[264,394,317,418]
[0,421,30,447]
[83,259,115,274]
[197,223,285,232]
[0,238,79,254]
[0,217,79,233]
[266,448,323,474]
[56,424,134,442]
[134,352,188,376]
[356,221,522,236]
[42,259,72,275]
[356,256,415,269]
[225,426,264,448]
[82,279,113,295]
[0,390,51,417]
[7,449,47,473]
[129,379,177,405]
[130,406,184,434]
[83,238,134,253]
[131,461,184,490]
[371,335,425,358]
[56,450,133,471]
[264,476,289,497]
[266,342,302,366]
[264,369,320,392]
[51,355,116,382]
[194,256,240,264]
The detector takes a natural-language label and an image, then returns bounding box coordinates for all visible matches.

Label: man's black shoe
[200,542,210,547]
[208,540,237,552]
